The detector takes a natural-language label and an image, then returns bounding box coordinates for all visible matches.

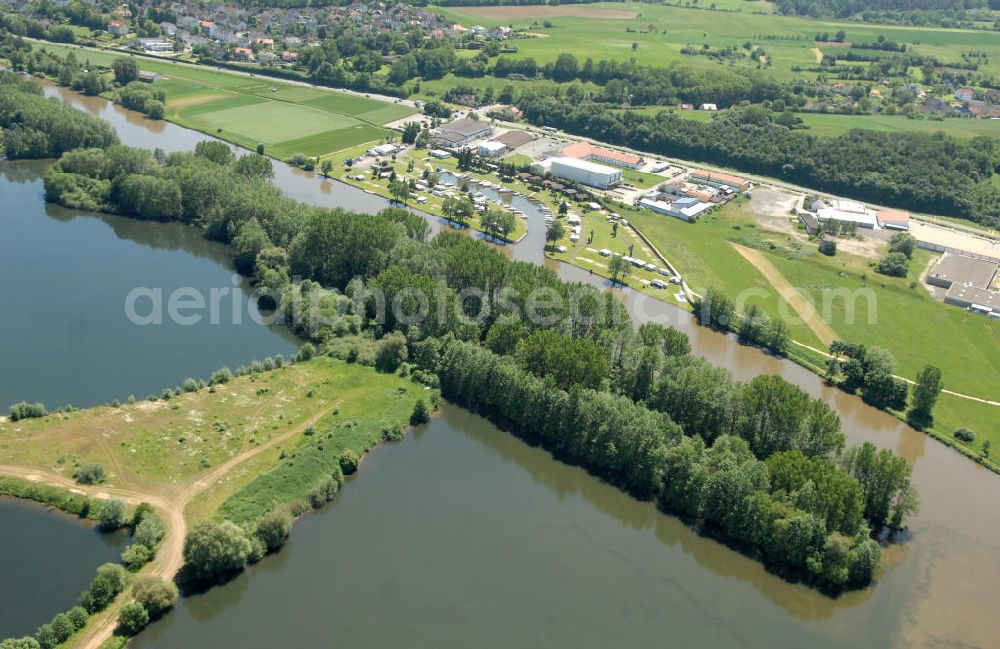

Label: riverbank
[0,355,431,649]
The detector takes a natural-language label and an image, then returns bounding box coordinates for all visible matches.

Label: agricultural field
[29,42,415,159]
[438,2,1000,78]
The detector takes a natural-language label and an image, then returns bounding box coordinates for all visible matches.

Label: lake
[0,160,299,409]
[0,499,128,638]
[1,79,997,647]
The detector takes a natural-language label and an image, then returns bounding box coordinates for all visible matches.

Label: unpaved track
[730,242,839,347]
[0,399,339,649]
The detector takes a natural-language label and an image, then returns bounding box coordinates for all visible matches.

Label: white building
[429,149,451,159]
[812,199,877,228]
[547,157,622,190]
[638,195,712,222]
[477,141,506,158]
[367,143,397,157]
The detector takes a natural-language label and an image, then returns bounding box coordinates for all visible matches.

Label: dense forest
[0,70,118,157]
[25,88,920,590]
[774,0,1000,26]
[518,96,1000,227]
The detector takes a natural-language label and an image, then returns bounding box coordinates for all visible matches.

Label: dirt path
[811,47,823,63]
[0,398,340,649]
[730,242,839,347]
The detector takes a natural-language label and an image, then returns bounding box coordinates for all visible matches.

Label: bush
[210,367,232,385]
[182,520,251,583]
[296,342,316,362]
[130,575,178,618]
[121,543,152,571]
[73,463,105,485]
[182,378,198,392]
[954,428,976,443]
[80,563,129,613]
[254,506,292,552]
[339,449,360,475]
[308,476,340,508]
[134,514,165,548]
[9,401,47,421]
[375,332,408,372]
[66,606,88,630]
[97,499,127,530]
[49,613,74,644]
[382,422,406,442]
[0,638,41,649]
[410,399,431,426]
[117,602,149,636]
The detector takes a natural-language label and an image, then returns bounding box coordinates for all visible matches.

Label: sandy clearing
[811,47,823,63]
[454,5,638,19]
[730,242,839,347]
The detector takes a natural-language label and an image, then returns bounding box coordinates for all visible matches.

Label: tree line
[0,70,118,158]
[428,337,912,591]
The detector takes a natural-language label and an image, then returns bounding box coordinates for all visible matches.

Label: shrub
[254,506,293,552]
[375,332,408,372]
[49,613,74,644]
[97,499,127,530]
[134,515,165,548]
[130,575,178,618]
[308,476,340,508]
[382,422,406,442]
[74,463,105,485]
[117,602,149,635]
[410,399,431,425]
[210,367,232,385]
[66,606,88,630]
[339,449,360,475]
[80,563,129,613]
[9,401,47,421]
[182,520,252,583]
[183,378,198,392]
[121,543,152,571]
[0,638,41,649]
[954,428,976,443]
[296,342,316,362]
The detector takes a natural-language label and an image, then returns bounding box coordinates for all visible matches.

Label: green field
[610,197,999,452]
[439,2,1000,77]
[29,42,415,159]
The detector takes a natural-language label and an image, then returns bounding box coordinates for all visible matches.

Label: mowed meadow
[31,43,416,159]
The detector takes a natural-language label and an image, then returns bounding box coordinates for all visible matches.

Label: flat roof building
[492,130,534,151]
[477,141,507,157]
[638,194,712,222]
[816,207,877,228]
[927,253,999,290]
[877,209,910,231]
[561,142,644,169]
[688,170,750,191]
[547,157,622,190]
[429,118,493,148]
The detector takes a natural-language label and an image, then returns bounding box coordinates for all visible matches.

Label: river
[2,82,996,647]
[0,499,128,638]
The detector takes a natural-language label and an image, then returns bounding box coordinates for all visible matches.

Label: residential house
[107,20,129,36]
[233,47,255,62]
[955,86,975,102]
